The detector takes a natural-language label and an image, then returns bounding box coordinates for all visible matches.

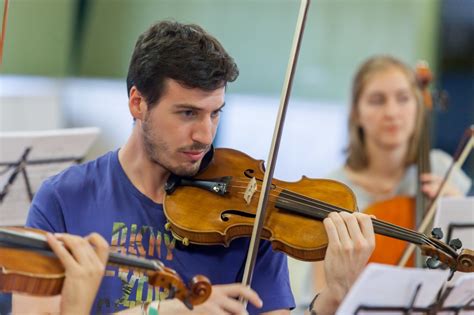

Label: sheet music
[443,274,474,310]
[434,197,474,283]
[0,127,100,226]
[336,263,450,315]
[434,197,474,246]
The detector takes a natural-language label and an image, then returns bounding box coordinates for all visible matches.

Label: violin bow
[0,0,9,66]
[239,0,310,306]
[399,125,474,266]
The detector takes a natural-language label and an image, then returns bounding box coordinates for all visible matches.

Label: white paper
[434,197,474,284]
[336,263,450,315]
[444,273,474,307]
[0,127,100,226]
[434,197,474,249]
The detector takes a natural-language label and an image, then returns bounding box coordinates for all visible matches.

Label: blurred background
[1,0,472,178]
[0,0,472,312]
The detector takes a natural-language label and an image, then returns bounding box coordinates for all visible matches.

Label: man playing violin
[18,21,375,315]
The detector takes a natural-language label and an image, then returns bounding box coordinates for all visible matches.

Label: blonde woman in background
[294,55,471,313]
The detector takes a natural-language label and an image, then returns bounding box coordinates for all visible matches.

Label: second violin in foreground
[0,227,212,309]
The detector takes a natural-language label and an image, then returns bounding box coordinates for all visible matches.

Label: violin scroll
[415,60,433,110]
[420,235,474,273]
[415,60,449,111]
[457,249,474,273]
[148,267,211,309]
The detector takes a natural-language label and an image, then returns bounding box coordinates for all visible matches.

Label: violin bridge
[244,177,257,205]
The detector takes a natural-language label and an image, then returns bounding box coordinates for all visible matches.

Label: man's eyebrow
[174,102,226,110]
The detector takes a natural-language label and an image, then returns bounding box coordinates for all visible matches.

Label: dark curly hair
[126,21,239,108]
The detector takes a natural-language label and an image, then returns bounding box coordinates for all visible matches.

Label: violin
[0,227,211,309]
[163,148,474,274]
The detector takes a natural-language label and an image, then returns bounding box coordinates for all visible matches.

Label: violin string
[230,178,456,255]
[275,189,443,248]
[229,177,458,258]
[286,191,428,245]
[228,179,431,246]
[233,176,431,241]
[225,177,453,257]
[245,188,447,252]
[278,189,433,246]
[230,187,426,245]
[229,179,424,239]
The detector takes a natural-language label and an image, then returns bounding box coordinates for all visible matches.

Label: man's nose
[192,118,215,145]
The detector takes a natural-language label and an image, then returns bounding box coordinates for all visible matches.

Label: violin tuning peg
[431,227,444,240]
[426,256,442,269]
[449,238,462,251]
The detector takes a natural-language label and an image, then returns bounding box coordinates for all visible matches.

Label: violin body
[0,228,64,296]
[164,148,358,261]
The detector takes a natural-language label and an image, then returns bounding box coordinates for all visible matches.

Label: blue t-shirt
[26,150,295,314]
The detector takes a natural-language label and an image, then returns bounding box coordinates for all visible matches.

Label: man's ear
[129,86,147,121]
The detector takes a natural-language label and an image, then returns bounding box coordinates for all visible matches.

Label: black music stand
[336,263,453,315]
[0,147,32,203]
[354,282,474,314]
[446,223,474,246]
[0,147,84,203]
[0,127,100,225]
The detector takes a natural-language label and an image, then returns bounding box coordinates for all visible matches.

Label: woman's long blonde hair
[346,55,425,170]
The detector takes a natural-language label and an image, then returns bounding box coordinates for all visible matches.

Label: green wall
[1,0,74,76]
[1,0,440,102]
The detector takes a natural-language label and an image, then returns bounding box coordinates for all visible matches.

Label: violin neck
[276,190,458,261]
[275,191,426,246]
[0,228,162,272]
[108,252,162,272]
[371,218,424,245]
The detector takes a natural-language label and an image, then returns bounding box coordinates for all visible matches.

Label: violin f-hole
[221,210,256,222]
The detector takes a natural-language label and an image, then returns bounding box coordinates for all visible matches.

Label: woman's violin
[363,61,438,267]
[0,227,212,309]
[164,148,473,274]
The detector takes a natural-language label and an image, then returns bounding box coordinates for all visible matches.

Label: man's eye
[211,109,223,118]
[181,110,196,117]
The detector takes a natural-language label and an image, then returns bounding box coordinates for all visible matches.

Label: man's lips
[181,151,206,161]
